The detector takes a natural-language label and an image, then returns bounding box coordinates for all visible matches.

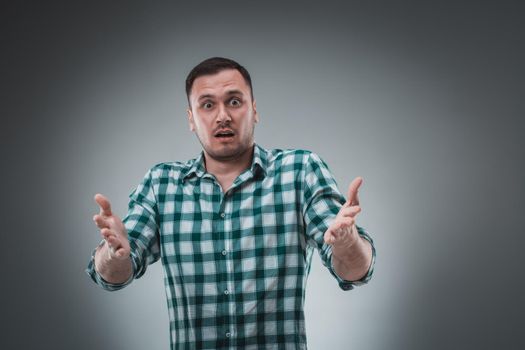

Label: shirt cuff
[85,240,136,291]
[328,226,376,291]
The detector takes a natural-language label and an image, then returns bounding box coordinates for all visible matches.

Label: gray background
[2,1,524,349]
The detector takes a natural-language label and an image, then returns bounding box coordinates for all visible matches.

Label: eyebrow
[197,90,244,102]
[224,89,244,97]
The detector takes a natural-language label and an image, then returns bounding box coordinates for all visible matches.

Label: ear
[253,100,259,123]
[187,108,195,132]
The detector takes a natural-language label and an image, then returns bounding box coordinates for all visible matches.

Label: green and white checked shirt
[87,144,376,350]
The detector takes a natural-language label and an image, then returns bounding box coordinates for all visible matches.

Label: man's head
[185,57,253,107]
[185,57,259,162]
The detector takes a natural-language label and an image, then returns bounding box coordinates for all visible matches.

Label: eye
[229,98,242,107]
[202,101,213,109]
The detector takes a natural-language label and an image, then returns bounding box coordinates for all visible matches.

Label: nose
[216,103,232,124]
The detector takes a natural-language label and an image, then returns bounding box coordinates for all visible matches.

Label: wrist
[94,241,133,283]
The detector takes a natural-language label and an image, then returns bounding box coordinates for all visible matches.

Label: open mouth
[214,130,235,139]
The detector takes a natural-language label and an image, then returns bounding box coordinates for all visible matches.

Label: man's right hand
[93,193,130,260]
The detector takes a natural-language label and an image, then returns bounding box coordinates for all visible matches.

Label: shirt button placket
[220,204,234,345]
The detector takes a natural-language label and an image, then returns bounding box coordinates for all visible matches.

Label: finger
[332,219,355,238]
[115,248,129,259]
[346,177,363,206]
[101,228,118,241]
[324,230,335,245]
[339,205,361,218]
[93,214,109,229]
[105,235,122,250]
[94,193,113,216]
[325,218,355,244]
[337,218,355,232]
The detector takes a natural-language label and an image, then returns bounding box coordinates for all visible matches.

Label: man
[87,57,376,349]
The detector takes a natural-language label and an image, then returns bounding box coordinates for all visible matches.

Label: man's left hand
[324,177,363,248]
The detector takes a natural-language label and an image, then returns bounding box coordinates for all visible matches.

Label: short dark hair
[185,57,253,106]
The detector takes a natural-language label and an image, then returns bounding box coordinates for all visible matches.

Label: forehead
[191,69,250,99]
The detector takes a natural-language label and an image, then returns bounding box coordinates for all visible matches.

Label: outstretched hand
[93,194,130,260]
[323,177,363,247]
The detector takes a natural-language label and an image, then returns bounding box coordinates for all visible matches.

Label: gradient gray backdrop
[2,1,524,349]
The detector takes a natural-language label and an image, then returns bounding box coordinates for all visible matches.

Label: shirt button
[221,250,228,256]
[225,332,231,338]
[224,289,230,295]
[220,212,225,218]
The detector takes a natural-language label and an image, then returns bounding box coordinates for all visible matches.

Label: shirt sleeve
[302,152,376,291]
[86,168,162,291]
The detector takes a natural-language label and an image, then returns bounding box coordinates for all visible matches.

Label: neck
[203,144,255,179]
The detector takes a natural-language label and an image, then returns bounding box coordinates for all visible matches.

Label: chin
[206,143,249,160]
[211,149,241,160]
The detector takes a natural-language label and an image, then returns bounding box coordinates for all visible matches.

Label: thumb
[346,177,363,206]
[94,193,113,216]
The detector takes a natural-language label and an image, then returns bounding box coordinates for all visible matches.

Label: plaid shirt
[87,144,376,350]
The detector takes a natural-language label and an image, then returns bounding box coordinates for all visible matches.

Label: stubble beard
[197,126,255,163]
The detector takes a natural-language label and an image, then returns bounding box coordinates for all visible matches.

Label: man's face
[187,69,259,162]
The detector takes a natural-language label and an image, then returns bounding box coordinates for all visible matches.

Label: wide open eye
[228,98,242,107]
[202,101,213,109]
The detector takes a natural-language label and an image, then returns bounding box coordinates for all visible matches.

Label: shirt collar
[251,143,268,178]
[182,151,207,181]
[182,143,268,182]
